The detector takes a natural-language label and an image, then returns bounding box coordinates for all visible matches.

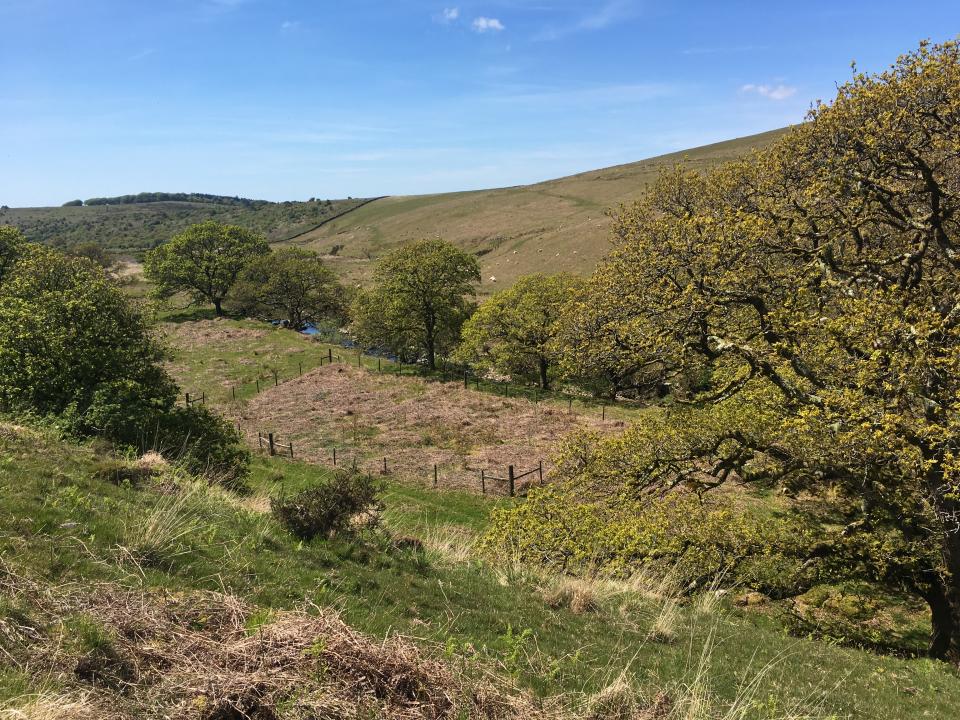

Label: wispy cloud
[127,48,156,62]
[439,7,459,23]
[473,16,505,33]
[682,45,766,56]
[280,19,300,31]
[535,0,635,41]
[740,83,797,101]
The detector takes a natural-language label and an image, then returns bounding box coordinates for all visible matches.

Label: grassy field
[2,421,959,718]
[160,317,649,492]
[289,128,787,292]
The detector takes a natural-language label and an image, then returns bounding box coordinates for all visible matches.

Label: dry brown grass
[0,567,558,720]
[235,364,617,493]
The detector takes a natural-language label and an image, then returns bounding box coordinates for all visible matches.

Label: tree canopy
[489,40,960,660]
[455,273,583,389]
[352,238,480,369]
[0,240,249,483]
[229,247,346,329]
[144,221,269,315]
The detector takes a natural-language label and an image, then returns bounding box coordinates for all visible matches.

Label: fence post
[358,352,362,367]
[273,370,278,387]
[257,432,262,450]
[185,392,190,406]
[481,469,486,494]
[289,442,293,459]
[353,457,357,470]
[256,378,260,394]
[508,465,515,497]
[538,460,543,484]
[232,386,236,401]
[378,358,381,373]
[476,378,480,391]
[299,362,303,377]
[534,389,539,404]
[383,457,387,474]
[268,433,275,456]
[328,348,333,363]
[433,464,438,488]
[332,448,337,466]
[201,392,206,405]
[602,404,606,421]
[568,397,572,413]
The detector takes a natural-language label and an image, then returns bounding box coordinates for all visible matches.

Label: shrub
[271,471,384,541]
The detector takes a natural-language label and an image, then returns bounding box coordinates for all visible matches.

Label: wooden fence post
[433,464,438,488]
[358,352,362,367]
[256,378,260,394]
[476,379,481,391]
[201,392,206,405]
[383,457,387,474]
[481,469,486,494]
[268,433,275,456]
[378,358,381,373]
[602,404,606,421]
[289,442,293,459]
[273,370,278,386]
[232,386,236,401]
[299,362,303,376]
[185,392,190,406]
[508,465,515,497]
[568,397,572,413]
[538,460,544,485]
[328,348,333,363]
[332,448,337,466]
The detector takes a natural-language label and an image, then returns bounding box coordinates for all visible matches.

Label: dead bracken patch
[162,320,268,348]
[0,566,553,720]
[235,365,616,493]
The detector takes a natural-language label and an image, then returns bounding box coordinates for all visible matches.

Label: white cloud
[280,20,300,30]
[440,7,459,23]
[740,83,797,101]
[472,16,505,33]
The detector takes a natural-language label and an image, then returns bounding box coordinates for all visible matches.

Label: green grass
[2,424,958,718]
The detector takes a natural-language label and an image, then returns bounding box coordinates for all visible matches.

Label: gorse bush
[271,470,384,541]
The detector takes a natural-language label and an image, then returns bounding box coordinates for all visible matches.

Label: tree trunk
[425,337,436,371]
[539,356,550,390]
[925,461,960,663]
[920,577,957,661]
[213,298,224,316]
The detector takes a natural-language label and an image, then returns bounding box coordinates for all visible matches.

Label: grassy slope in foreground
[292,128,787,292]
[1,423,959,718]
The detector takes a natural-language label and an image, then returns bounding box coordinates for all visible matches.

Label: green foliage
[271,470,385,540]
[144,221,270,315]
[61,199,83,207]
[351,238,480,369]
[0,242,249,484]
[481,478,814,596]
[514,39,960,660]
[455,273,583,389]
[64,241,115,270]
[0,226,25,284]
[0,244,176,424]
[229,247,346,329]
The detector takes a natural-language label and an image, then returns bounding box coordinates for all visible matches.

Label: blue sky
[2,1,958,207]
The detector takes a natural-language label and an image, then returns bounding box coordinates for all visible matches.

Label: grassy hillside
[0,196,370,257]
[289,128,787,292]
[3,422,960,718]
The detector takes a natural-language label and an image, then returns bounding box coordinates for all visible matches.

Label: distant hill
[0,196,372,257]
[290,128,788,292]
[0,127,786,279]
